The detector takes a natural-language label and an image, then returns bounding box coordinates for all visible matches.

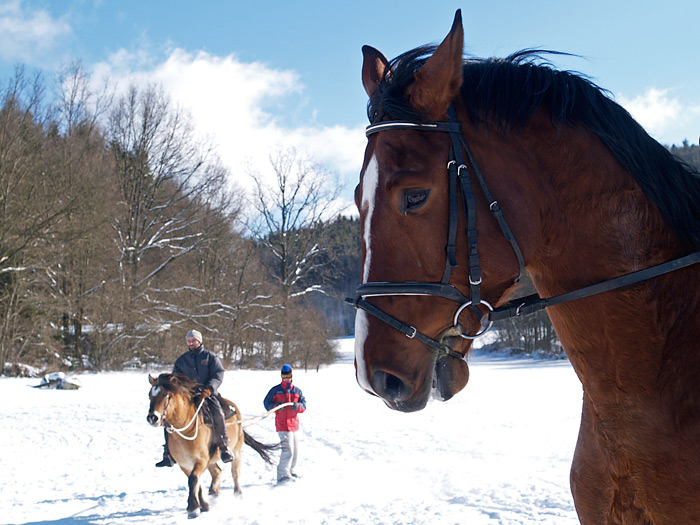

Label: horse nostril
[385,373,403,397]
[371,370,410,402]
[147,414,158,425]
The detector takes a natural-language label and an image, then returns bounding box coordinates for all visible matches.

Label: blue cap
[281,364,293,375]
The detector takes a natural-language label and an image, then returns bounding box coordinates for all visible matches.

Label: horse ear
[362,45,389,97]
[407,9,464,119]
[149,374,156,386]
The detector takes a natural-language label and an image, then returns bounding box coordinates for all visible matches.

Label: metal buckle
[406,326,417,339]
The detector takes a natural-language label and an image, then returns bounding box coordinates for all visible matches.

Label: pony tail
[243,430,279,464]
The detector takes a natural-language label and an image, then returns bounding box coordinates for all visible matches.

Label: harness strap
[348,297,466,360]
[491,250,700,321]
[365,121,462,136]
[356,281,470,303]
[441,156,460,283]
[459,135,527,283]
[446,106,482,303]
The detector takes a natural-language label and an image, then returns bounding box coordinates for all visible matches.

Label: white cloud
[618,88,700,146]
[0,0,71,63]
[91,47,365,214]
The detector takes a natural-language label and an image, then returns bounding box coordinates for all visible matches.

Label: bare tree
[0,67,80,371]
[248,147,343,362]
[42,62,116,368]
[104,83,232,361]
[184,224,278,367]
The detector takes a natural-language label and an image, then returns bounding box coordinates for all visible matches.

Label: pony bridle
[346,104,700,361]
[346,105,526,361]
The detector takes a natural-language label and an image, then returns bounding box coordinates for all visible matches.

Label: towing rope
[240,402,293,429]
[165,400,293,438]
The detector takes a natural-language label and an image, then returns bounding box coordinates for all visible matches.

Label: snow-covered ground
[3,338,583,524]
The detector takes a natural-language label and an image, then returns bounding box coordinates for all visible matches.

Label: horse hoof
[187,509,200,519]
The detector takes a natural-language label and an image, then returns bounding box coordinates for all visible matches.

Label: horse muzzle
[358,329,470,412]
[369,369,427,412]
[147,412,162,426]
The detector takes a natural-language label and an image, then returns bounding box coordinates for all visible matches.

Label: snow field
[2,339,583,524]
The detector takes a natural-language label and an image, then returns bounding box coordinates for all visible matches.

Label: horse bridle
[346,104,700,361]
[346,105,525,360]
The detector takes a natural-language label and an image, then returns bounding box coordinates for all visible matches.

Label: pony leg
[231,447,242,495]
[198,485,209,512]
[208,463,222,496]
[227,420,244,495]
[187,464,210,518]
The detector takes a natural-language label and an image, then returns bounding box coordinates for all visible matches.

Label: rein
[347,104,700,360]
[164,396,207,441]
[162,396,293,437]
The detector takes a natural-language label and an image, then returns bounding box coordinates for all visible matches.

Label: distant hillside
[670,140,700,170]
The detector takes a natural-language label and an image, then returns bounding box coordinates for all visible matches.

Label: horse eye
[402,189,430,212]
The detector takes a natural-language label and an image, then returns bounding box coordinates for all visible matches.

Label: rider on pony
[155,329,234,467]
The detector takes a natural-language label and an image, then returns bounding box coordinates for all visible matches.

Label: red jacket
[263,380,306,432]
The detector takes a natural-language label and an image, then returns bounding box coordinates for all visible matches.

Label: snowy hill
[2,338,582,524]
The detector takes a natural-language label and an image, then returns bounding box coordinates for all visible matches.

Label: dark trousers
[207,395,229,448]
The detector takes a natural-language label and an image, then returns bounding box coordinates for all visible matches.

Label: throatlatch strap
[490,250,700,321]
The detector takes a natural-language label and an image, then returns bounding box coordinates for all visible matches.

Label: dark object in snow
[34,372,81,390]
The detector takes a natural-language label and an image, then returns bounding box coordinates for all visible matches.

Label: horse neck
[166,392,199,427]
[481,116,700,411]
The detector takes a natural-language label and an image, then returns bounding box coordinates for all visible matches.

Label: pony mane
[156,373,199,399]
[368,46,700,250]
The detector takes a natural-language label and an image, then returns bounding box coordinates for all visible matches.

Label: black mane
[156,372,199,399]
[368,46,700,250]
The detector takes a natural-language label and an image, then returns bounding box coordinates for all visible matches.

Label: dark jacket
[173,345,225,395]
[263,380,306,432]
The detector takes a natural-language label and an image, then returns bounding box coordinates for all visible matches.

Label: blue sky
[1,0,698,206]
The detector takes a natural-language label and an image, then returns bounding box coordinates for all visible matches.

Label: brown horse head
[354,9,700,523]
[147,373,198,426]
[354,11,524,411]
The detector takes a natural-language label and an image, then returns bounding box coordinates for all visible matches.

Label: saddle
[201,395,237,426]
[221,397,237,420]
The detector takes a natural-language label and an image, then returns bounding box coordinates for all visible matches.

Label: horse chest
[170,434,212,469]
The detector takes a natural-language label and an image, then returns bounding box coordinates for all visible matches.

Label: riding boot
[219,445,234,463]
[208,397,233,463]
[155,438,175,468]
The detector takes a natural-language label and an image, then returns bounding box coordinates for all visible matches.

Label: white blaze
[150,385,162,397]
[355,153,379,392]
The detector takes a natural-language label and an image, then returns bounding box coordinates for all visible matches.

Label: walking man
[155,329,233,467]
[263,364,307,483]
